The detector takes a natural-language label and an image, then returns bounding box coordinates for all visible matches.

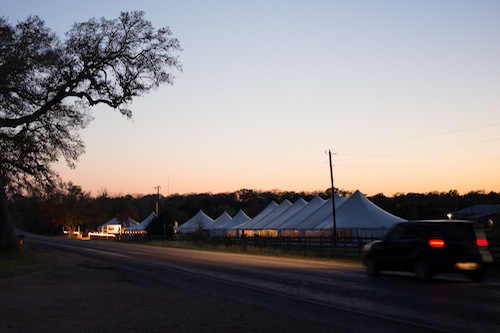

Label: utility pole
[328,149,337,246]
[154,186,161,217]
[154,185,164,239]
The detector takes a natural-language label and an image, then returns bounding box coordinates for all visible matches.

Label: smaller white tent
[228,209,251,229]
[98,216,139,234]
[219,210,251,236]
[97,212,157,234]
[211,211,233,229]
[176,210,214,233]
[127,212,157,232]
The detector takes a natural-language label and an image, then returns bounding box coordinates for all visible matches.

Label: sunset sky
[4,1,500,197]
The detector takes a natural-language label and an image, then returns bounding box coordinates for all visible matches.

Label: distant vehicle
[362,220,493,281]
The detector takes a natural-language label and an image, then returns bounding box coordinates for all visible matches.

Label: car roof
[406,219,474,224]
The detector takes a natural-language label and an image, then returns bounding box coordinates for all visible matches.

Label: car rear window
[425,224,475,241]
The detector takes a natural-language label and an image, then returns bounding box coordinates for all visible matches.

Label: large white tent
[277,196,329,233]
[309,191,405,237]
[245,199,293,231]
[315,191,403,230]
[263,198,308,230]
[238,201,279,230]
[177,190,406,237]
[291,195,348,233]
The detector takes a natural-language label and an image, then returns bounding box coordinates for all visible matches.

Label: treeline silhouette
[11,188,500,237]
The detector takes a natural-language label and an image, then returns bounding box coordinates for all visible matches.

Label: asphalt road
[28,234,500,333]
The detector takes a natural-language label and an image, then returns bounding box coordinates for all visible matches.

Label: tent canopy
[177,191,406,236]
[244,200,292,230]
[176,210,214,233]
[211,211,233,229]
[217,210,250,230]
[98,212,157,233]
[128,212,157,231]
[314,190,405,230]
[99,216,138,229]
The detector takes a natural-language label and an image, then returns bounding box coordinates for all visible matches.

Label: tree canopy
[0,11,182,249]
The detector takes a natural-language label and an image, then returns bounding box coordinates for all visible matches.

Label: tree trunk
[0,176,18,250]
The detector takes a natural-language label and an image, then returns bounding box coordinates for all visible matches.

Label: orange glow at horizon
[5,1,496,199]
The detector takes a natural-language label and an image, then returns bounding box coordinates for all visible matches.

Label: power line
[337,122,500,151]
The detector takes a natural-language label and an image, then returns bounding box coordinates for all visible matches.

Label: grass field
[0,248,51,278]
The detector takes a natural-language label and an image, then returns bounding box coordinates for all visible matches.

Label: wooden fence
[118,234,379,258]
[116,233,500,261]
[233,235,379,258]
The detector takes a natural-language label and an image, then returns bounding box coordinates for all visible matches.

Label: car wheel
[415,261,433,282]
[366,257,380,277]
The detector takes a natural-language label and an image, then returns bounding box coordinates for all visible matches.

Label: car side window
[407,225,424,240]
[386,224,422,241]
[386,224,408,241]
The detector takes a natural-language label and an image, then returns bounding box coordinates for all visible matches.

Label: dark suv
[363,220,493,281]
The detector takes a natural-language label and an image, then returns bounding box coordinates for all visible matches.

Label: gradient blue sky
[4,1,500,197]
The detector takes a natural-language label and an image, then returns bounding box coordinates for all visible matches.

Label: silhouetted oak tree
[37,182,92,237]
[0,11,181,249]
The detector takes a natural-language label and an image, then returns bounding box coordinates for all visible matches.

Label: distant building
[94,212,156,236]
[451,205,500,231]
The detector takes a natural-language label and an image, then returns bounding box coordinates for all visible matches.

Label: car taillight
[476,239,488,247]
[429,239,445,248]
